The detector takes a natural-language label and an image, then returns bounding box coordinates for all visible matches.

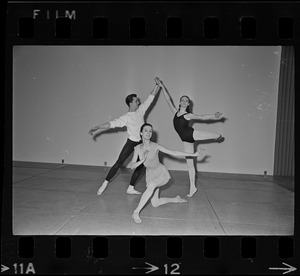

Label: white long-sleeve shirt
[109,94,155,142]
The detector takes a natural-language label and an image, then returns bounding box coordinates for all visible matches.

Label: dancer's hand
[215,112,222,119]
[155,77,162,86]
[142,150,149,162]
[89,126,99,135]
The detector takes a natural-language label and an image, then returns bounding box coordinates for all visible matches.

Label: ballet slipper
[97,183,107,196]
[127,187,141,195]
[187,188,198,197]
[175,195,187,203]
[132,213,142,224]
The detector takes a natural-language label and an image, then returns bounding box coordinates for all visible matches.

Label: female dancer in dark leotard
[173,111,196,143]
[155,78,224,197]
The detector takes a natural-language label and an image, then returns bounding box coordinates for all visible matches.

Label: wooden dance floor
[12,161,294,236]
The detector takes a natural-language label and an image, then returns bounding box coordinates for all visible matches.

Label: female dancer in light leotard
[130,123,202,224]
[155,78,224,197]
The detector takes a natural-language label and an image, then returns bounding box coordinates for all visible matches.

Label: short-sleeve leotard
[173,112,195,143]
[135,143,171,187]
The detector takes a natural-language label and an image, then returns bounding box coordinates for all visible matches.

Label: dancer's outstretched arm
[185,112,224,121]
[157,144,202,158]
[150,83,160,96]
[89,112,128,136]
[138,83,160,115]
[88,122,111,135]
[155,78,177,114]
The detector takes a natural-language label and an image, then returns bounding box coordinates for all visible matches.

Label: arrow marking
[1,264,10,273]
[269,262,297,275]
[133,262,159,274]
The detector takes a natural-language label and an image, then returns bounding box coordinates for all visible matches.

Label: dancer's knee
[146,183,158,196]
[147,182,157,190]
[151,198,160,207]
[112,159,123,170]
[186,159,195,168]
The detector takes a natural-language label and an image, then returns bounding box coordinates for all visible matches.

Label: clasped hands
[155,77,163,86]
[141,150,149,162]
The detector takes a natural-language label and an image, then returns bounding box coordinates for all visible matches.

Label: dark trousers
[105,139,145,186]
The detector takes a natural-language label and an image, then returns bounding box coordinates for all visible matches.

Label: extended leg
[193,130,221,141]
[97,139,137,195]
[151,189,187,207]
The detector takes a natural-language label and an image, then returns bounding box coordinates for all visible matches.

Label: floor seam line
[199,184,227,235]
[53,199,98,235]
[13,165,69,184]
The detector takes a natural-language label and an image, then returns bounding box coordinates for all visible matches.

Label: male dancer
[89,81,160,195]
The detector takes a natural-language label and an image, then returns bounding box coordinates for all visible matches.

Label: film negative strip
[3,0,299,275]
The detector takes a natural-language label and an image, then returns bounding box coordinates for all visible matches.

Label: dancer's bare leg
[193,130,221,141]
[151,189,187,207]
[183,142,197,197]
[184,130,222,197]
[132,182,157,223]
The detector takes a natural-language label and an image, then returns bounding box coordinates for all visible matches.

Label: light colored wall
[13,46,281,175]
